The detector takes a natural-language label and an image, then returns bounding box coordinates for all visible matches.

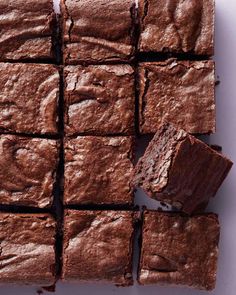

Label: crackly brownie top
[0,213,56,285]
[139,0,214,55]
[63,210,134,286]
[64,65,135,135]
[0,135,59,208]
[62,0,135,63]
[139,211,220,290]
[64,136,134,205]
[139,60,215,134]
[0,0,55,61]
[0,63,59,135]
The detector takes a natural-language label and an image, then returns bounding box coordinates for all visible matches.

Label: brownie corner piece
[64,64,135,136]
[62,0,136,64]
[0,0,56,61]
[138,0,214,55]
[64,136,134,206]
[138,211,220,290]
[0,63,59,135]
[0,135,60,208]
[139,59,215,135]
[0,213,56,285]
[62,210,135,286]
[133,123,233,214]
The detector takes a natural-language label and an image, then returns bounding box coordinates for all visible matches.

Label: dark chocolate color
[133,123,233,214]
[0,0,55,61]
[0,213,56,285]
[61,0,136,64]
[0,63,59,135]
[139,59,215,134]
[62,210,135,286]
[0,135,59,208]
[64,136,134,206]
[64,65,135,135]
[139,211,220,290]
[138,0,214,55]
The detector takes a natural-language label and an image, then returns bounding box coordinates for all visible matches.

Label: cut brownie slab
[133,123,233,214]
[0,213,56,285]
[138,0,214,56]
[0,135,59,208]
[0,63,59,135]
[62,210,135,286]
[139,60,215,134]
[61,0,136,64]
[64,136,134,206]
[64,65,135,136]
[0,0,56,61]
[138,211,220,290]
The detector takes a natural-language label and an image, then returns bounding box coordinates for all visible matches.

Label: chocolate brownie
[139,60,215,134]
[64,65,135,135]
[0,0,56,61]
[64,136,134,206]
[61,0,136,64]
[138,211,220,290]
[0,63,59,135]
[133,123,233,214]
[0,135,59,208]
[0,213,56,285]
[62,210,135,286]
[138,0,214,56]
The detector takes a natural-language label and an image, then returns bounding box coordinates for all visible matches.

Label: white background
[2,0,236,294]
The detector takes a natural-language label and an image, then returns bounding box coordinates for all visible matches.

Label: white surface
[2,0,236,294]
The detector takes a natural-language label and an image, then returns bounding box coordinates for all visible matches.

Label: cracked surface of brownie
[138,0,214,55]
[64,136,134,206]
[139,59,215,134]
[0,63,59,135]
[64,64,135,135]
[62,210,135,286]
[139,211,220,290]
[0,135,59,208]
[0,0,56,61]
[0,213,56,285]
[61,0,136,64]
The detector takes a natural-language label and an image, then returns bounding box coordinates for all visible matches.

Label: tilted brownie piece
[0,63,59,135]
[0,135,59,208]
[61,0,136,64]
[64,65,135,135]
[138,0,214,55]
[0,0,56,61]
[0,213,56,285]
[138,211,220,290]
[64,136,134,206]
[62,210,135,285]
[133,123,233,214]
[139,60,215,134]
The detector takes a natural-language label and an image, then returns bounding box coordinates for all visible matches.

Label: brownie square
[0,0,56,61]
[138,211,220,290]
[0,63,59,135]
[0,135,59,208]
[138,0,214,56]
[62,210,135,286]
[64,136,134,206]
[64,65,135,136]
[0,213,56,285]
[133,123,233,214]
[139,60,215,134]
[61,0,136,64]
